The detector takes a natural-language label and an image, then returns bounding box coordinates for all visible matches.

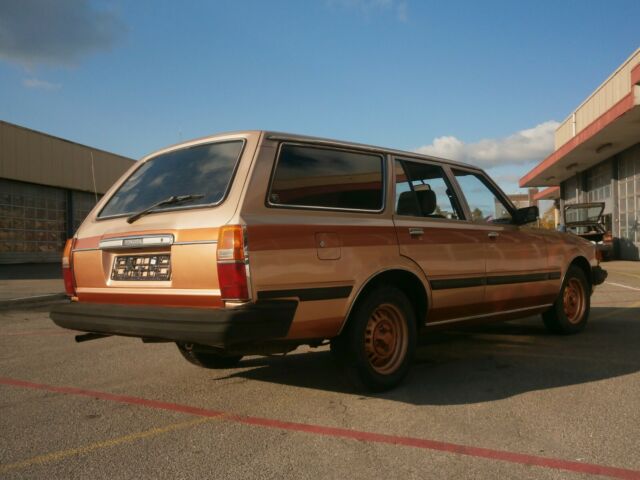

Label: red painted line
[0,377,225,419]
[1,376,639,480]
[1,330,72,337]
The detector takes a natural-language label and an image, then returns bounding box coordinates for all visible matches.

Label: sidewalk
[0,264,66,308]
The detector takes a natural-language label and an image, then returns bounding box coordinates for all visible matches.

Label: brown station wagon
[50,131,608,391]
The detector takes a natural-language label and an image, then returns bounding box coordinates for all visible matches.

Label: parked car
[50,131,607,391]
[564,203,613,260]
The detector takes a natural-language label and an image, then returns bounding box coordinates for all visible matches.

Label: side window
[453,170,513,223]
[269,144,384,211]
[395,160,463,220]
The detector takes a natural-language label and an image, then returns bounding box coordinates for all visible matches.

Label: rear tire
[334,286,416,392]
[542,265,590,334]
[176,343,243,369]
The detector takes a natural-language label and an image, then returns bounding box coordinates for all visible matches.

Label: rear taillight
[62,238,77,297]
[216,225,250,301]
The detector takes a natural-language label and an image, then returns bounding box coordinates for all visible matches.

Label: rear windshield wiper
[126,194,205,224]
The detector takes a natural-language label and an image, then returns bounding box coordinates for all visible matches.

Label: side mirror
[514,206,538,225]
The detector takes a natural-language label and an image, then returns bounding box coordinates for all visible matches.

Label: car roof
[263,131,480,170]
[143,130,482,172]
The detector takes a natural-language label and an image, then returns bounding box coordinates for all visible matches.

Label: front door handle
[488,231,499,239]
[409,227,424,237]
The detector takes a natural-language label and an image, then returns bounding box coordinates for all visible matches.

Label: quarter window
[453,170,513,223]
[269,145,384,211]
[395,160,462,220]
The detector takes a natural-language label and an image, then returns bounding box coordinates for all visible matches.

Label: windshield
[99,140,244,218]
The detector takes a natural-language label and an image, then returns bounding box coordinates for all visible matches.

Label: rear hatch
[70,136,253,307]
[564,202,606,242]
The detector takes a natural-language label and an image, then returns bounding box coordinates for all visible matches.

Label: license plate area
[111,255,171,281]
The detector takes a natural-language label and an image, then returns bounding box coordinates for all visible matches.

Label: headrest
[416,189,437,215]
[397,191,420,216]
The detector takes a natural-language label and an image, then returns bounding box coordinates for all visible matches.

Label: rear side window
[268,144,384,211]
[99,140,244,218]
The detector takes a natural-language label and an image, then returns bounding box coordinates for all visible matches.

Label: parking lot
[1,262,639,479]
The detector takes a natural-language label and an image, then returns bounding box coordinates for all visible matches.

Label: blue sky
[1,0,639,195]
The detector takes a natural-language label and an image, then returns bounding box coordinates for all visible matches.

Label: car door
[451,168,558,313]
[392,158,487,323]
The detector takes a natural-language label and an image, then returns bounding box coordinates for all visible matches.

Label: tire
[334,286,416,392]
[176,343,243,369]
[542,265,590,334]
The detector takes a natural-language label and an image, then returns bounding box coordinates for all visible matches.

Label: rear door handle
[488,231,499,239]
[409,227,424,237]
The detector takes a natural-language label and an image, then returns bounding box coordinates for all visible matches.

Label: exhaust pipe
[75,333,111,343]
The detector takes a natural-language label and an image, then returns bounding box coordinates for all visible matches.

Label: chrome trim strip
[172,240,218,245]
[77,287,221,296]
[426,304,553,326]
[72,248,99,253]
[99,234,174,250]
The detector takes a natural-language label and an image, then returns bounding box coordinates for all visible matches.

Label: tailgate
[72,229,222,307]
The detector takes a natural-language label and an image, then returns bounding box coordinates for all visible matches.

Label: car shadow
[214,306,640,405]
[0,263,62,280]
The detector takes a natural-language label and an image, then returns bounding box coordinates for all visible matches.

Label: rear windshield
[98,140,244,218]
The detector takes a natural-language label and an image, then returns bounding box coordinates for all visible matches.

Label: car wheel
[542,265,590,334]
[176,342,243,369]
[336,286,416,392]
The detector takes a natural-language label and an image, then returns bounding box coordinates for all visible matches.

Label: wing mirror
[514,206,539,225]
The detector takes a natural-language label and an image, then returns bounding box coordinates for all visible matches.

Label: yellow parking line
[0,416,216,474]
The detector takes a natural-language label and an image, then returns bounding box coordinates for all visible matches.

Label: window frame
[450,167,518,225]
[392,157,466,222]
[266,142,387,214]
[96,138,247,221]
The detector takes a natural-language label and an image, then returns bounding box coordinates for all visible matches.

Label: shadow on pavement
[218,306,640,405]
[0,263,62,280]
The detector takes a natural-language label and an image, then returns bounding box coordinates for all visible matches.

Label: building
[533,186,561,227]
[520,48,640,260]
[0,121,134,264]
[494,188,539,220]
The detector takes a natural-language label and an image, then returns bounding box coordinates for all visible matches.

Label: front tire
[542,265,590,334]
[334,286,416,392]
[176,343,243,369]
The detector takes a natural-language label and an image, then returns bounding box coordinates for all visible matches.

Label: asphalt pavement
[1,262,639,479]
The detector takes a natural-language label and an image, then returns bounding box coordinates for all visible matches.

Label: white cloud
[22,77,61,90]
[415,121,559,168]
[327,0,408,21]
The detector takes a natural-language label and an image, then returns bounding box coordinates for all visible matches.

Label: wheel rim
[364,303,408,375]
[563,278,585,324]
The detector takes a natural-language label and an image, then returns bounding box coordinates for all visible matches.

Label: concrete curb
[0,293,68,310]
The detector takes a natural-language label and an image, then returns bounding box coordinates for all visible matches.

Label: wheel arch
[338,268,429,336]
[566,255,592,291]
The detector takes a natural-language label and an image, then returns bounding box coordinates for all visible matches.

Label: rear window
[99,140,244,218]
[268,144,384,211]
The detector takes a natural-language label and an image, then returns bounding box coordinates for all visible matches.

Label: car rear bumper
[591,266,608,286]
[50,300,297,346]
